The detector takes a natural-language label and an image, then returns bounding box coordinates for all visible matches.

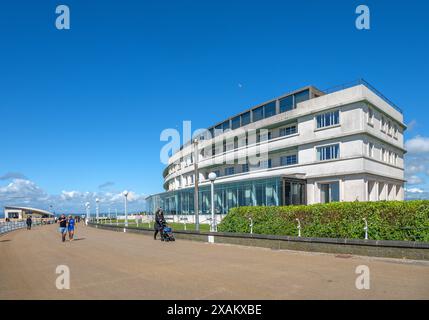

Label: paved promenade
[1,223,428,299]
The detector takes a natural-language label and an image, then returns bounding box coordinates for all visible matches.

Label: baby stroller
[161,222,175,242]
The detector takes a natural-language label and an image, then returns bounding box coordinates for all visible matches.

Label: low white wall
[113,214,224,225]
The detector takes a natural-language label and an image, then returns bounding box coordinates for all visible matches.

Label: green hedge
[217,201,429,241]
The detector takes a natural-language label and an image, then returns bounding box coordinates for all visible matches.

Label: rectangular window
[225,167,235,176]
[259,159,272,169]
[252,106,264,122]
[281,154,297,166]
[241,112,251,126]
[316,110,340,129]
[279,95,294,113]
[294,90,310,105]
[381,116,385,132]
[394,125,398,138]
[317,144,340,161]
[263,101,277,118]
[213,170,220,177]
[279,125,297,137]
[257,130,271,142]
[242,164,249,173]
[320,181,340,203]
[231,116,241,130]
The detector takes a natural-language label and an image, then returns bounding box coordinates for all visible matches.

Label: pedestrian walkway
[0,224,428,299]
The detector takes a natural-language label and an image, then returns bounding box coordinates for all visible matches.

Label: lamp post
[363,218,368,240]
[295,218,301,237]
[208,172,217,232]
[123,190,129,227]
[95,198,100,222]
[193,138,200,231]
[85,202,91,225]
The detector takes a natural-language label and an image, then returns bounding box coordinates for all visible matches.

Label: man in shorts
[58,214,67,242]
[67,215,76,241]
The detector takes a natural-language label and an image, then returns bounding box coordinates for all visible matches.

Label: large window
[279,89,310,113]
[225,167,235,176]
[241,112,251,126]
[294,89,310,105]
[231,116,241,130]
[320,181,340,203]
[317,144,340,161]
[264,101,276,118]
[222,120,230,132]
[279,125,297,137]
[279,95,294,113]
[316,110,340,129]
[146,177,283,215]
[280,154,297,166]
[252,106,264,122]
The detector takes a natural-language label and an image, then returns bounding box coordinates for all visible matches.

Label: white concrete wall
[116,214,224,225]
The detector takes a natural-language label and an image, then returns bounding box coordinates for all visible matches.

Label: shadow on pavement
[72,237,86,241]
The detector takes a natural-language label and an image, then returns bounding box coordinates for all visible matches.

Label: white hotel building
[146,80,406,215]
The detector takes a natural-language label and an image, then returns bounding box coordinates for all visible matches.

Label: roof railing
[322,78,403,114]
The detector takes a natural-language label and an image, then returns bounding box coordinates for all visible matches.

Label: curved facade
[147,80,406,215]
[4,206,55,219]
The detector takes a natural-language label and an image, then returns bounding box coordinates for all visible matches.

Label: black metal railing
[323,78,403,114]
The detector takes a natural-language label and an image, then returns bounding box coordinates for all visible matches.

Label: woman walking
[67,215,76,241]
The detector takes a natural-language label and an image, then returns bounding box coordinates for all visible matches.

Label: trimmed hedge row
[217,200,429,241]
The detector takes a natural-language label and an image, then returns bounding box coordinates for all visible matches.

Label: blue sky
[1,0,429,213]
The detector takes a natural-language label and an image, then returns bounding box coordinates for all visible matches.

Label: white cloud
[0,179,46,198]
[406,164,425,174]
[0,179,146,214]
[406,175,424,185]
[405,187,429,200]
[60,190,82,201]
[405,187,424,193]
[405,135,429,154]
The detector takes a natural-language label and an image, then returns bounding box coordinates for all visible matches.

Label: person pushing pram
[153,208,175,242]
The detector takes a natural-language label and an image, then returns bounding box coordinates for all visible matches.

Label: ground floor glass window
[320,181,339,203]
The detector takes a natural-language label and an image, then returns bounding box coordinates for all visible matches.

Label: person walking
[67,215,76,241]
[153,209,165,240]
[26,216,32,230]
[58,214,67,242]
